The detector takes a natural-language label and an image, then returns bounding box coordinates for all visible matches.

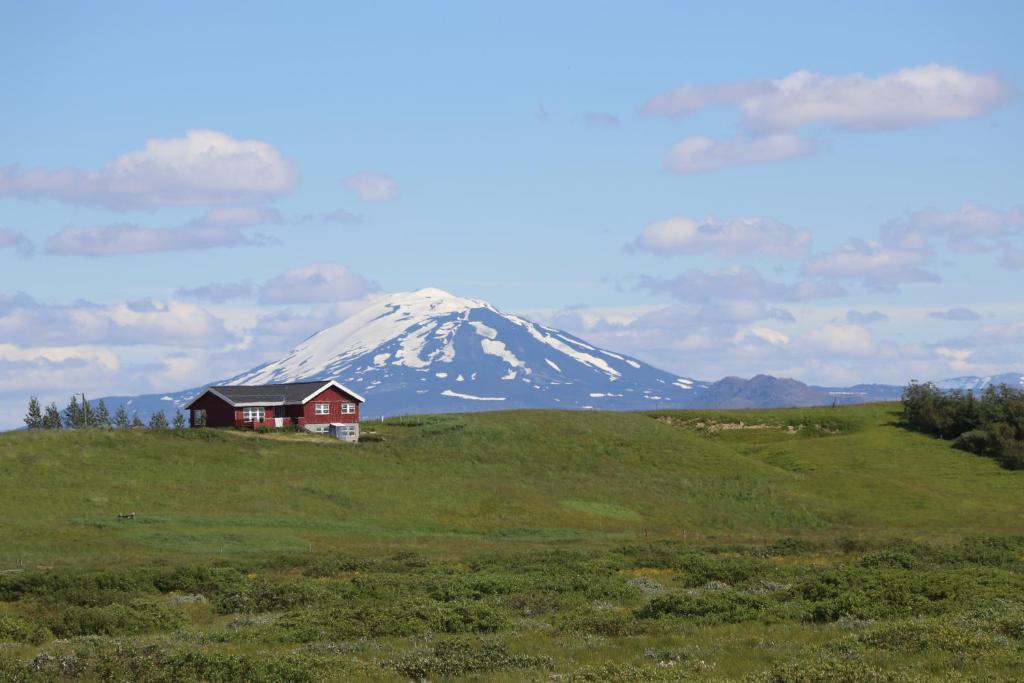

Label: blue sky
[1,1,1022,426]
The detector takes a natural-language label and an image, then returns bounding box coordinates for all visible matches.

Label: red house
[185,379,365,441]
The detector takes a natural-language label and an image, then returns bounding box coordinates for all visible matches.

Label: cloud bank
[0,130,298,209]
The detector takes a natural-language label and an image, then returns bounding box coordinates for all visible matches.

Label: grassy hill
[0,403,1020,567]
[1,404,1022,681]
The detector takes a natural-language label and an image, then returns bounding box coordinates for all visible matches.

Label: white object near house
[329,423,359,442]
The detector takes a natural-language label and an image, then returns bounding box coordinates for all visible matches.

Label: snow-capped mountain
[229,288,707,415]
[94,288,1023,422]
[107,288,709,419]
[932,373,1024,392]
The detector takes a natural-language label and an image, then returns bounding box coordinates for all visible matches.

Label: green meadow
[0,404,1022,680]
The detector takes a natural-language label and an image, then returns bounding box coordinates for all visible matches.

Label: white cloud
[799,324,876,356]
[175,281,253,304]
[933,346,977,373]
[639,265,845,303]
[734,325,791,346]
[258,263,380,305]
[343,171,397,202]
[646,65,1012,131]
[846,309,889,325]
[929,307,982,322]
[664,133,814,173]
[0,227,32,254]
[643,80,774,117]
[881,203,1022,253]
[1001,244,1024,269]
[584,111,620,126]
[802,239,939,291]
[629,215,811,257]
[45,207,282,256]
[0,130,298,209]
[0,293,238,348]
[743,65,1012,132]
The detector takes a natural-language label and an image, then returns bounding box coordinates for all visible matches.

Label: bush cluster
[902,381,1024,469]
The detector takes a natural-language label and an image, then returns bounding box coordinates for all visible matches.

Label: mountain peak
[378,287,491,314]
[219,287,705,412]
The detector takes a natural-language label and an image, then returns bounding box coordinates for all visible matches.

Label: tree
[81,395,95,428]
[95,400,111,428]
[130,412,144,429]
[149,410,168,429]
[43,402,62,430]
[172,410,186,429]
[24,397,43,430]
[63,395,82,429]
[113,405,130,430]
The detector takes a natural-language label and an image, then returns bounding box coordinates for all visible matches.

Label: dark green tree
[95,399,111,428]
[81,396,95,428]
[149,410,168,429]
[130,412,144,429]
[172,410,186,429]
[24,397,43,430]
[43,402,62,429]
[63,395,82,429]
[113,404,130,430]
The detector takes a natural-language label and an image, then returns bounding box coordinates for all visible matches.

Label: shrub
[0,613,52,644]
[386,639,551,680]
[636,589,767,623]
[53,600,184,637]
[749,652,902,683]
[902,381,1024,469]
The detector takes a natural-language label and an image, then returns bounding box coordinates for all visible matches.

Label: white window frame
[338,424,357,436]
[340,402,356,415]
[314,402,330,415]
[242,407,265,423]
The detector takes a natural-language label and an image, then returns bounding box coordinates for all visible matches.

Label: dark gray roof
[209,381,333,405]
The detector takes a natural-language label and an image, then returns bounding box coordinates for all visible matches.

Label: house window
[308,423,329,433]
[340,402,356,414]
[191,409,207,427]
[242,407,265,422]
[314,403,330,415]
[337,424,357,437]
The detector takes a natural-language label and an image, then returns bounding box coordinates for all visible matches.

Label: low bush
[386,639,552,680]
[636,589,768,623]
[0,613,51,644]
[52,600,184,637]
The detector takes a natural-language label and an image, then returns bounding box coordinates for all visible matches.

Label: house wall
[188,392,237,428]
[302,385,361,425]
[189,384,362,430]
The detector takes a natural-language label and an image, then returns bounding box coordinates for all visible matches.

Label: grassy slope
[1,402,1020,569]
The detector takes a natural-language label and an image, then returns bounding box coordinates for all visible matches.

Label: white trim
[185,387,232,409]
[299,379,366,405]
[185,388,286,409]
[241,406,265,422]
[185,379,366,409]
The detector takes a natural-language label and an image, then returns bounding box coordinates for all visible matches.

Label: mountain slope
[228,288,707,416]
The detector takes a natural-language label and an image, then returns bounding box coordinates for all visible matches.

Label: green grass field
[0,404,1022,681]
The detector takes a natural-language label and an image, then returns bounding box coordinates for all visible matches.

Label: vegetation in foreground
[1,402,1022,680]
[1,538,1023,681]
